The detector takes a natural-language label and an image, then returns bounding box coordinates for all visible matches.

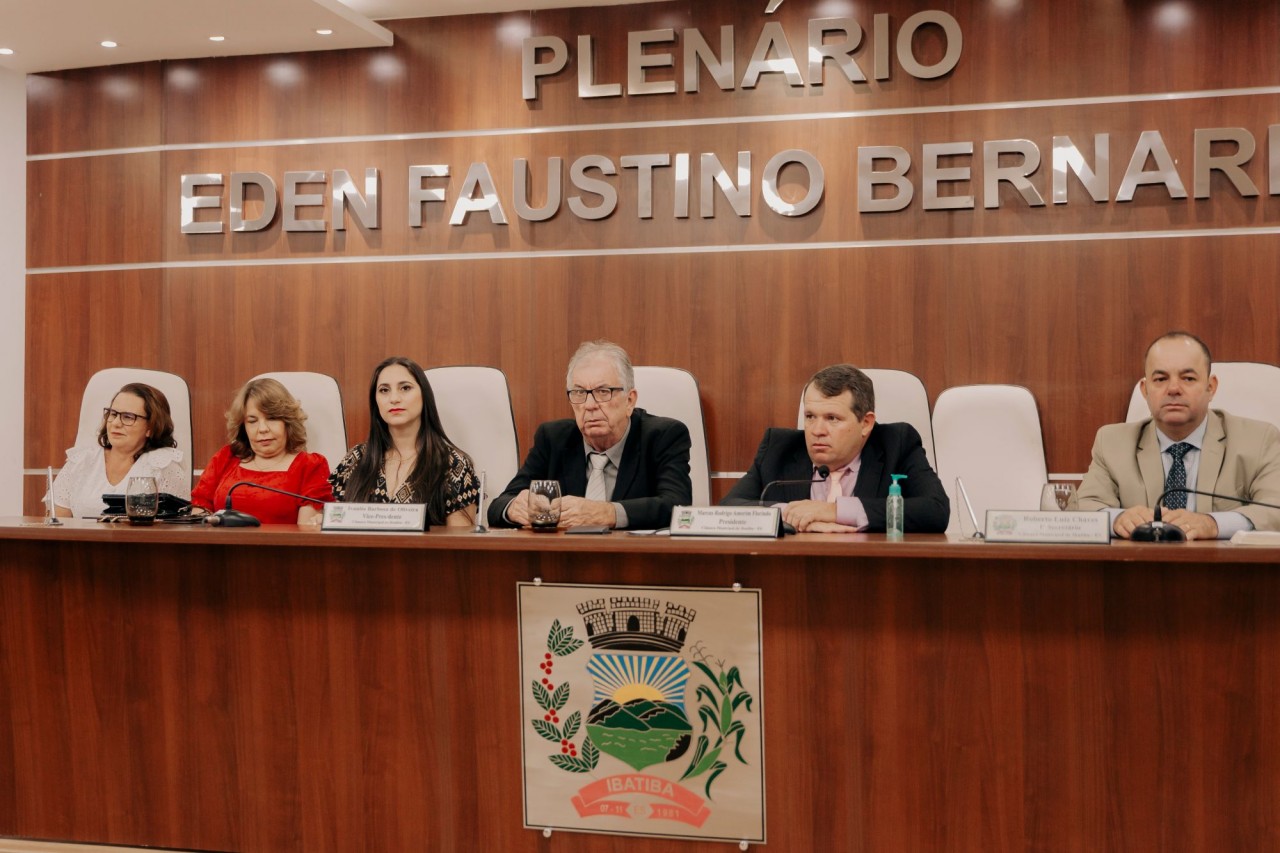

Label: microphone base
[210,509,262,528]
[1131,521,1187,542]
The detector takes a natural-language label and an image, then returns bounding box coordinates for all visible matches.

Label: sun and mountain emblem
[526,593,755,830]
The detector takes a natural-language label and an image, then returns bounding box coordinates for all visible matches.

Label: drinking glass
[1039,482,1077,511]
[126,476,159,525]
[528,480,562,531]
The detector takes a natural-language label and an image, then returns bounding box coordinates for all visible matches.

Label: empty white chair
[75,367,193,488]
[252,371,348,472]
[932,384,1048,537]
[797,368,936,469]
[632,366,711,506]
[1125,361,1280,430]
[425,365,520,498]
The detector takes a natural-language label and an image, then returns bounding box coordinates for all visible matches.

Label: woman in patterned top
[331,356,479,526]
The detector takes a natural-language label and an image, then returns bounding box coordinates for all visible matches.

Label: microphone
[206,481,328,527]
[760,465,830,504]
[1131,487,1280,542]
[752,465,830,536]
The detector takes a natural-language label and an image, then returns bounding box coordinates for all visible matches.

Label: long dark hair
[345,357,471,523]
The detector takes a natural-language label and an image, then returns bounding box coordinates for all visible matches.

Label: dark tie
[1164,442,1193,509]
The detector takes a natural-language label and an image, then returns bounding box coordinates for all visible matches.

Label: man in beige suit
[1078,331,1280,539]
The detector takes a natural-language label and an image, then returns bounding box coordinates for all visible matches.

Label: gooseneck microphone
[205,481,328,527]
[760,465,830,504]
[1130,487,1280,542]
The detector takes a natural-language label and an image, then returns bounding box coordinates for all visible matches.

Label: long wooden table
[1,519,1278,852]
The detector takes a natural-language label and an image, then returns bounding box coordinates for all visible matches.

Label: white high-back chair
[425,366,520,498]
[76,368,193,487]
[632,366,711,506]
[1125,361,1280,430]
[932,384,1048,537]
[797,368,936,469]
[252,372,348,472]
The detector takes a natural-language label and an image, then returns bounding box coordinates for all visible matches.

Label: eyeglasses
[103,408,143,426]
[567,386,625,405]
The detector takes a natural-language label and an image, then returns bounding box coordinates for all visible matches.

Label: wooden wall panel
[24,271,167,466]
[22,0,1280,515]
[25,63,163,155]
[27,153,164,268]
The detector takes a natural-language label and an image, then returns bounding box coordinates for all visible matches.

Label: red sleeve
[296,452,335,508]
[190,446,235,511]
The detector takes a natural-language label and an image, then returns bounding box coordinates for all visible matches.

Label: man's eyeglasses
[567,386,625,405]
[103,408,143,426]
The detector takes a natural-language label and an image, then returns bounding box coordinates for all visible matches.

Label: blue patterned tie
[1164,442,1193,509]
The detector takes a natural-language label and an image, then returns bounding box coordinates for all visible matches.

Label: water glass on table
[529,480,562,531]
[126,476,159,525]
[1040,482,1077,511]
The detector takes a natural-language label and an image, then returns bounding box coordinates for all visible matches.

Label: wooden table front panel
[0,529,1277,852]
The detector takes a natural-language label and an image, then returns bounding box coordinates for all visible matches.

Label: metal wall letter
[807,18,865,85]
[857,146,913,213]
[180,173,224,234]
[408,165,449,227]
[683,26,734,93]
[628,29,676,95]
[1117,130,1187,202]
[896,11,962,79]
[1193,128,1259,199]
[514,158,562,222]
[1051,135,1110,204]
[983,140,1045,208]
[621,154,670,219]
[332,168,380,231]
[523,36,568,100]
[700,152,752,218]
[282,171,327,232]
[922,142,974,210]
[450,163,509,225]
[578,35,622,98]
[229,172,277,232]
[568,155,618,220]
[761,149,824,216]
[741,22,804,88]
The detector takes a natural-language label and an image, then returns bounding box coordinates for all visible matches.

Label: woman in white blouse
[52,383,189,518]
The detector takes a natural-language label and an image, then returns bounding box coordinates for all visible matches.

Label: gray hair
[566,340,634,390]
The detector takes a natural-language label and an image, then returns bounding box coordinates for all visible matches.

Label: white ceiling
[0,0,660,75]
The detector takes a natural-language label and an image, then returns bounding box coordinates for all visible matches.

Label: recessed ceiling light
[315,29,334,36]
[101,40,118,48]
[209,35,225,42]
[0,49,13,56]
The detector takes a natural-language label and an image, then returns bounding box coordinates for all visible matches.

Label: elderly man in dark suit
[489,340,693,530]
[723,363,949,534]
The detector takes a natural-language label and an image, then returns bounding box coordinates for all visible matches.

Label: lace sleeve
[154,460,191,499]
[51,447,94,509]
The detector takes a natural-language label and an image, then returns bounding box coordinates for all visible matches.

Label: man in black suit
[489,341,693,530]
[723,364,949,533]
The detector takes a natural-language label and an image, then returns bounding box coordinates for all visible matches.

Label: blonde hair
[226,377,309,460]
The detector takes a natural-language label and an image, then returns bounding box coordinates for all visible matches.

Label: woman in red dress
[191,378,333,524]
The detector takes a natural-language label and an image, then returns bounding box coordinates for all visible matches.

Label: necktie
[586,452,610,502]
[1164,442,1193,509]
[825,467,845,503]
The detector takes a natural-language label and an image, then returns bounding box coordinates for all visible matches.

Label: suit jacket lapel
[613,412,642,499]
[1198,411,1227,503]
[852,428,885,499]
[562,427,588,497]
[779,442,815,502]
[1137,421,1165,508]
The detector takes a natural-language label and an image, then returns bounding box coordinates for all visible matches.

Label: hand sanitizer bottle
[886,474,907,541]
